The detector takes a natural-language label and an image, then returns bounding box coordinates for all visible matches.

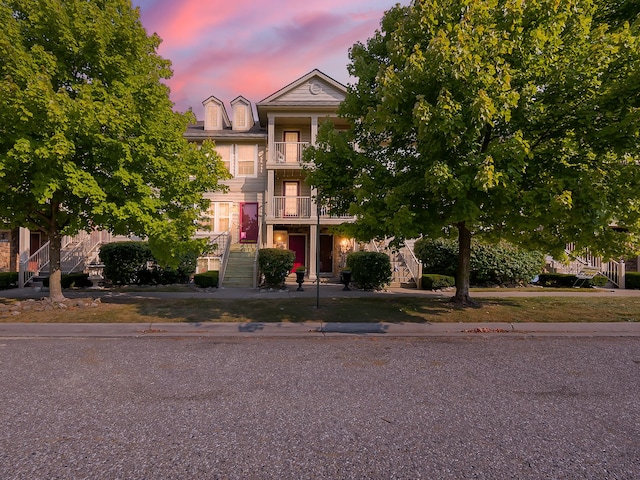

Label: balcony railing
[272,196,312,219]
[273,142,310,165]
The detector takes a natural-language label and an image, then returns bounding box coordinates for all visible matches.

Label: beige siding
[277,80,345,103]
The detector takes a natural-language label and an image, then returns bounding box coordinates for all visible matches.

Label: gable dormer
[231,96,254,132]
[202,96,230,131]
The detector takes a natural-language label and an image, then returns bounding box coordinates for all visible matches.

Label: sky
[133,0,401,118]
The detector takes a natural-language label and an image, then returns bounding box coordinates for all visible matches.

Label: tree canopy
[0,0,228,300]
[304,0,640,304]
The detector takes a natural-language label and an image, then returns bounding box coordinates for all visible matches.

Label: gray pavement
[1,335,638,478]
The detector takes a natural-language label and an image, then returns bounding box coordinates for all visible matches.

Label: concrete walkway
[1,281,639,338]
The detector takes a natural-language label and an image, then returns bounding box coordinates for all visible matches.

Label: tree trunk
[48,232,65,302]
[451,222,477,306]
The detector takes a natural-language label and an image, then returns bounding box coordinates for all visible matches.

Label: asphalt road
[1,336,638,479]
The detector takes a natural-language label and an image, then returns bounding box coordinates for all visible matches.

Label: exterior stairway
[222,243,257,288]
[370,238,421,288]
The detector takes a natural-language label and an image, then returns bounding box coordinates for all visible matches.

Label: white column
[266,225,274,248]
[620,259,626,290]
[267,170,275,219]
[311,116,318,145]
[267,115,275,163]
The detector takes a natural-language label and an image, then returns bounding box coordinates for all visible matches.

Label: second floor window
[215,144,257,178]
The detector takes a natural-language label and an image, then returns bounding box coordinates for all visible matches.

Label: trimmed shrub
[414,238,544,286]
[100,242,153,285]
[43,273,92,289]
[421,274,455,290]
[346,251,392,291]
[194,271,219,288]
[626,272,640,289]
[537,273,608,288]
[414,238,457,277]
[0,272,18,289]
[258,248,295,288]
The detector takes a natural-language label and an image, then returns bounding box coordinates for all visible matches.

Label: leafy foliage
[421,274,456,290]
[345,251,392,291]
[258,248,295,288]
[626,272,640,289]
[414,238,544,286]
[304,0,640,303]
[42,273,92,289]
[537,273,608,288]
[194,271,219,288]
[100,242,153,285]
[0,272,18,289]
[0,0,228,299]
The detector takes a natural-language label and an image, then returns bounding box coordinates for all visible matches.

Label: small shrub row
[258,248,295,288]
[346,251,392,291]
[42,273,93,289]
[421,274,455,290]
[99,241,196,285]
[0,272,18,289]
[536,273,608,288]
[626,272,640,289]
[194,271,219,288]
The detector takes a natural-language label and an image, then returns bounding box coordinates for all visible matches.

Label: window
[206,104,219,129]
[216,145,232,173]
[213,144,258,178]
[202,202,232,233]
[236,144,257,177]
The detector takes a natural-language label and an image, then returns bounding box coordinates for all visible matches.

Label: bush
[194,271,219,288]
[100,242,153,285]
[414,238,544,286]
[43,273,92,289]
[258,248,295,288]
[0,272,18,289]
[414,238,457,277]
[346,251,392,291]
[627,272,640,289]
[537,273,608,288]
[421,274,455,290]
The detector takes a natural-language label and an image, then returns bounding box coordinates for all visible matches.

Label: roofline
[257,69,347,105]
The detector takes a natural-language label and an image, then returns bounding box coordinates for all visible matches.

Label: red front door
[240,202,259,243]
[288,235,306,272]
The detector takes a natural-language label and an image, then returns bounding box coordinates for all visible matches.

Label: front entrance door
[319,235,333,273]
[239,202,259,243]
[289,234,306,272]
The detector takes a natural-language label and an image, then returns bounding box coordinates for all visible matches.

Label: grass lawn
[1,295,640,323]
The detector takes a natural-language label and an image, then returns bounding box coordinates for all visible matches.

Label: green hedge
[43,273,93,289]
[258,248,295,288]
[421,274,455,290]
[414,238,544,286]
[537,273,608,288]
[194,271,219,288]
[0,272,18,289]
[99,241,196,285]
[626,272,640,289]
[346,251,392,291]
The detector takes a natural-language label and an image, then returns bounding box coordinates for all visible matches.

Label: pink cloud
[134,0,399,117]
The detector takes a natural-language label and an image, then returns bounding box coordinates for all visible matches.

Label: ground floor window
[202,202,232,233]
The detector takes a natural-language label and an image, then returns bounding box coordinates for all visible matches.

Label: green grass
[2,296,640,323]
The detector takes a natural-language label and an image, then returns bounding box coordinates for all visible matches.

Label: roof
[184,121,266,142]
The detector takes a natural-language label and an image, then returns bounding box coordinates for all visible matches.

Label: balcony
[271,196,312,219]
[273,142,310,165]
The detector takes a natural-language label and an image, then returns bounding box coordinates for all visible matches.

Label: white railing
[564,243,625,287]
[19,242,50,288]
[272,196,312,219]
[61,230,112,273]
[216,233,232,287]
[369,237,420,287]
[273,142,309,164]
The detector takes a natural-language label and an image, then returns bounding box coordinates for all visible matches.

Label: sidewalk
[1,281,639,338]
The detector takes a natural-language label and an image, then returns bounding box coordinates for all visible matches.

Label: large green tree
[305,0,640,304]
[0,0,228,300]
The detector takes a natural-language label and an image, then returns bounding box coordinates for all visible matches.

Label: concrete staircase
[222,243,256,288]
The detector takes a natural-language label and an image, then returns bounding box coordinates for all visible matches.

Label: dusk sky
[133,0,401,118]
